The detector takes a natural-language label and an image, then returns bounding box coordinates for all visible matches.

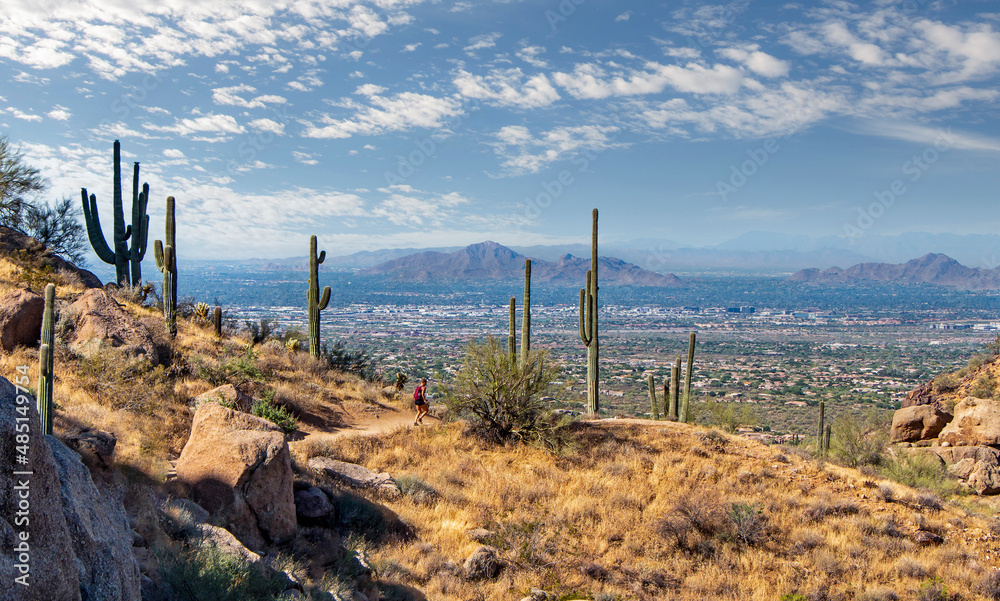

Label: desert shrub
[916,492,944,511]
[193,346,264,387]
[830,411,890,468]
[251,391,298,433]
[728,501,767,546]
[803,499,859,523]
[932,373,960,394]
[655,490,726,551]
[108,282,155,306]
[244,318,278,345]
[703,403,758,433]
[394,474,439,505]
[977,571,1000,600]
[857,587,899,601]
[158,542,289,601]
[321,341,380,383]
[780,595,808,601]
[441,337,565,449]
[970,371,997,399]
[896,557,928,579]
[916,577,949,601]
[969,353,993,371]
[76,347,172,413]
[879,450,962,496]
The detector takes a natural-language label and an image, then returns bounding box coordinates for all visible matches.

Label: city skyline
[1,0,998,263]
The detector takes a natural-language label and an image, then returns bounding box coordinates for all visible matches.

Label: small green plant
[932,372,960,394]
[394,474,439,504]
[780,595,808,601]
[251,390,298,433]
[830,411,890,468]
[194,346,264,387]
[194,302,210,321]
[917,577,949,601]
[879,450,963,496]
[322,341,380,383]
[244,318,278,345]
[158,542,289,601]
[970,371,997,399]
[728,502,767,546]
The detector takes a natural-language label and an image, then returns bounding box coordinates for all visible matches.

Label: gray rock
[969,461,1000,495]
[939,397,1000,446]
[65,289,159,364]
[295,486,334,520]
[463,545,504,580]
[913,530,944,545]
[51,438,142,601]
[192,384,255,412]
[195,523,262,564]
[309,457,401,498]
[0,288,44,352]
[890,404,952,443]
[466,527,495,542]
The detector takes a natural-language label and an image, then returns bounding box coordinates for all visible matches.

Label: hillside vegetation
[4,248,1000,601]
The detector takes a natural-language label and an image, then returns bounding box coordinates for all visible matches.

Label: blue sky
[1,0,999,264]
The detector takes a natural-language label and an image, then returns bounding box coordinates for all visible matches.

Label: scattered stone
[913,530,944,546]
[0,288,44,351]
[64,289,159,363]
[192,383,255,412]
[530,587,554,600]
[968,461,1000,495]
[890,404,952,443]
[464,545,504,580]
[175,403,296,551]
[466,527,496,542]
[295,486,334,521]
[194,523,262,564]
[309,456,402,498]
[902,381,939,408]
[939,397,1000,447]
[63,427,118,476]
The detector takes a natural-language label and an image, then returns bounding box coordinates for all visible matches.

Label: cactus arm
[81,189,116,265]
[318,286,331,311]
[154,239,164,270]
[317,250,326,264]
[578,287,590,346]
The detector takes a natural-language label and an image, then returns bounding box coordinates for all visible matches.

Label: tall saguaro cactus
[578,209,599,416]
[38,283,55,435]
[817,401,827,457]
[670,358,681,421]
[521,259,531,366]
[508,297,516,360]
[213,306,223,337]
[648,374,659,420]
[308,235,332,359]
[681,332,697,423]
[81,140,150,286]
[154,196,177,337]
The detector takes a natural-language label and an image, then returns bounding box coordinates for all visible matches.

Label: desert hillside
[2,241,1000,601]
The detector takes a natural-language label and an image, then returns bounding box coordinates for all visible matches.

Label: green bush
[159,543,289,601]
[932,373,960,394]
[703,402,758,433]
[322,341,380,383]
[830,411,890,468]
[879,450,963,497]
[441,337,565,449]
[969,372,997,399]
[395,474,439,504]
[194,346,264,387]
[728,502,767,546]
[251,391,298,433]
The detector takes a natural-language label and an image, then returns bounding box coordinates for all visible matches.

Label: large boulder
[308,457,401,498]
[0,289,44,352]
[175,403,296,551]
[0,375,140,600]
[0,377,81,600]
[51,438,141,600]
[929,445,1000,465]
[938,397,1000,446]
[890,404,952,443]
[902,381,939,408]
[193,384,254,412]
[63,289,159,364]
[0,226,103,288]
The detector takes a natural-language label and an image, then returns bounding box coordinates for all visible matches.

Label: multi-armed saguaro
[154,196,177,337]
[38,283,55,435]
[308,235,332,359]
[578,208,599,416]
[521,259,531,365]
[81,140,150,287]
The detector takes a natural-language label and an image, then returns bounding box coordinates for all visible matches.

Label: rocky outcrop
[0,226,103,288]
[901,381,939,409]
[891,404,952,443]
[175,403,296,551]
[0,289,44,352]
[51,437,141,600]
[0,375,139,600]
[294,486,335,523]
[192,384,254,412]
[938,397,1000,446]
[308,457,401,498]
[464,545,504,580]
[64,289,159,364]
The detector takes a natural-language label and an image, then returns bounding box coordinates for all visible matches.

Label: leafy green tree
[0,134,45,229]
[442,337,564,448]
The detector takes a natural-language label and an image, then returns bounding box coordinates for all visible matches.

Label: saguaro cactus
[81,140,150,286]
[817,401,826,457]
[308,235,332,359]
[38,283,55,435]
[681,332,697,423]
[671,358,681,421]
[508,297,516,360]
[213,306,223,337]
[648,374,659,420]
[153,196,177,337]
[824,424,832,456]
[521,259,531,366]
[578,209,599,415]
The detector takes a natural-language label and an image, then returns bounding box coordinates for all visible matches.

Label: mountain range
[789,253,1000,290]
[358,241,682,286]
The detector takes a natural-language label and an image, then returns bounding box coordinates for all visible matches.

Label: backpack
[413,386,423,403]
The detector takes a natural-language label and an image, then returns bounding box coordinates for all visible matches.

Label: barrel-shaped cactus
[308,235,332,359]
[153,196,177,337]
[38,283,55,435]
[81,140,149,286]
[578,209,599,415]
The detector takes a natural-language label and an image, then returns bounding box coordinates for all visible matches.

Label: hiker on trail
[413,377,429,425]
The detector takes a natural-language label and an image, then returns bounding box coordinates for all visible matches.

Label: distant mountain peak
[361,242,682,286]
[789,253,1000,290]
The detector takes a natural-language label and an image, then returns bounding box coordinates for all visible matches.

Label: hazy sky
[1,0,998,263]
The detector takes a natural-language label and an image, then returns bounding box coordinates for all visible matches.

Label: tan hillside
[3,243,1000,601]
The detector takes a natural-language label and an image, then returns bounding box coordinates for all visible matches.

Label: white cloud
[249,118,286,135]
[615,11,632,22]
[292,151,319,165]
[453,68,560,108]
[46,106,71,120]
[553,61,745,98]
[163,149,186,158]
[718,46,790,78]
[355,83,388,96]
[402,43,421,52]
[145,112,246,137]
[371,185,469,226]
[516,45,548,68]
[464,32,501,55]
[5,107,43,122]
[490,124,623,175]
[303,92,462,139]
[212,84,287,108]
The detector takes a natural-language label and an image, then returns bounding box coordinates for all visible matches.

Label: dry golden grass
[307,422,1000,601]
